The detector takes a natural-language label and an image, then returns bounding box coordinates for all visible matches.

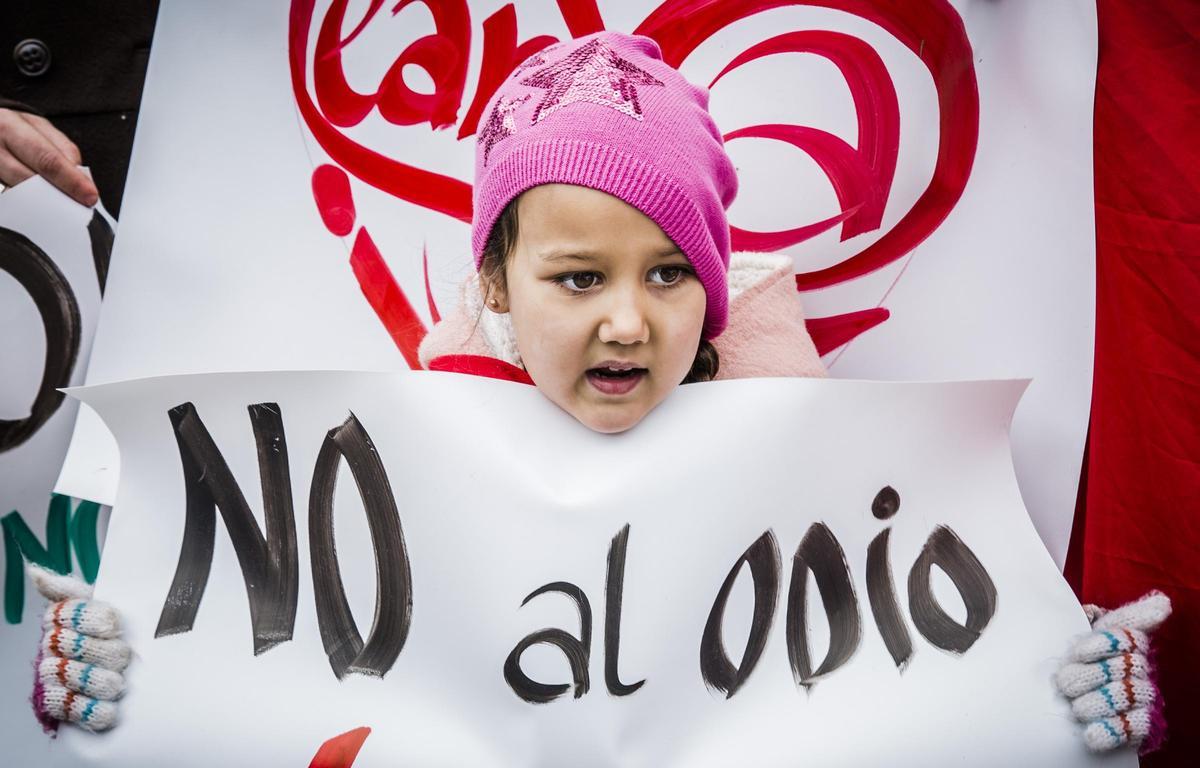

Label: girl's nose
[598,288,650,345]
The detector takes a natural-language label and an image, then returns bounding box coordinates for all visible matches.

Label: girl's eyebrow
[539,248,599,263]
[539,245,683,263]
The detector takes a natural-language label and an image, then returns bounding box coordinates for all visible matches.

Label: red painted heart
[289,0,978,365]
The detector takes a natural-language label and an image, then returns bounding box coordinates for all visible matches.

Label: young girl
[30,31,1167,754]
[415,31,823,433]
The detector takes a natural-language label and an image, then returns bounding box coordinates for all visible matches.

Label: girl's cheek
[515,309,586,380]
[661,285,706,335]
[666,293,708,378]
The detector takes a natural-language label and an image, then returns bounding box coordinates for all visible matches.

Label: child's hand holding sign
[28,563,129,732]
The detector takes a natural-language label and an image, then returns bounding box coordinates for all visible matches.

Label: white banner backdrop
[0,177,110,765]
[57,0,1097,568]
[54,373,1123,767]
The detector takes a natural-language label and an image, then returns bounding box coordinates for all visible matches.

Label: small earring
[488,297,500,309]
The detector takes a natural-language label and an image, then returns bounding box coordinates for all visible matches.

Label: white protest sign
[57,373,1123,767]
[0,177,110,765]
[60,0,1096,567]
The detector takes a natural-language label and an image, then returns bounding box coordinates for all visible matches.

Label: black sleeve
[0,96,43,116]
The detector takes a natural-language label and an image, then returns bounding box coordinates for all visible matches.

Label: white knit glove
[27,564,129,732]
[1055,590,1171,753]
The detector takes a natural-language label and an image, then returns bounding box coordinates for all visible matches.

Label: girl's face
[489,184,707,434]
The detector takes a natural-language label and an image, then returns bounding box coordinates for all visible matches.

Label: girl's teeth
[593,368,640,378]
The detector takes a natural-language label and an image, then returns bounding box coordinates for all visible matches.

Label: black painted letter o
[907,526,997,654]
[0,227,81,453]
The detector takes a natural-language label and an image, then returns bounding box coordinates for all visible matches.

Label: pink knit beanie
[472,31,739,339]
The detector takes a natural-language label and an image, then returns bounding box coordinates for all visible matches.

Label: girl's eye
[556,272,601,292]
[649,265,692,286]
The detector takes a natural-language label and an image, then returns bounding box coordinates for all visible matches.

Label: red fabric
[1065,2,1200,764]
[427,354,536,385]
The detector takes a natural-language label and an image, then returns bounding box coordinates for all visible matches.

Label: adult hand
[27,563,129,732]
[0,108,99,206]
[1056,590,1171,753]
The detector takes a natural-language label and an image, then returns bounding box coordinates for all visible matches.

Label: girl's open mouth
[586,364,648,396]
